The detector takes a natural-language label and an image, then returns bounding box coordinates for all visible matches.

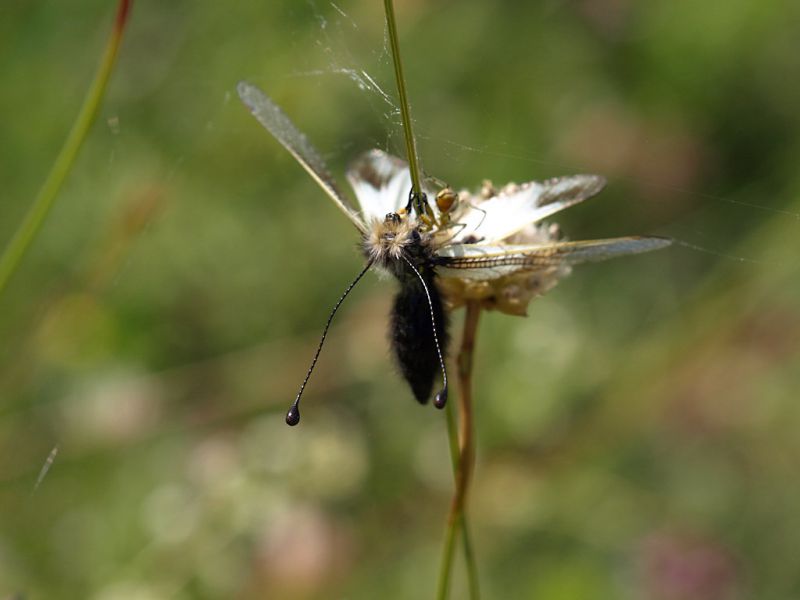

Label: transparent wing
[454,175,607,243]
[237,81,367,233]
[435,236,672,280]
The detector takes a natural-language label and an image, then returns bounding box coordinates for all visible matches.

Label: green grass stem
[0,0,133,297]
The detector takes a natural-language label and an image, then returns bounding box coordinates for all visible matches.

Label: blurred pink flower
[639,531,739,600]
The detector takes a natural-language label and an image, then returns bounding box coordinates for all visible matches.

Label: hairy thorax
[363,212,436,278]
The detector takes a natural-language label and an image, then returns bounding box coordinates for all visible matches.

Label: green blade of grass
[0,0,134,297]
[383,0,424,207]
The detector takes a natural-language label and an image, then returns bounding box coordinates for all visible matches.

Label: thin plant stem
[437,301,482,600]
[382,1,478,595]
[437,402,460,599]
[440,393,480,600]
[0,0,134,296]
[382,0,424,200]
[461,515,480,599]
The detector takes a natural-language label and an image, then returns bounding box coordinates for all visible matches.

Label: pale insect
[237,81,671,426]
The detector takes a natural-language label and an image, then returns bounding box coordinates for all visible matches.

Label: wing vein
[237,81,367,233]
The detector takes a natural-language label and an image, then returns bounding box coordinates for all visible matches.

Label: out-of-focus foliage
[1,1,799,598]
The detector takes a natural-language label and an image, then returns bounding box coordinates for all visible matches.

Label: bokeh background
[2,1,799,598]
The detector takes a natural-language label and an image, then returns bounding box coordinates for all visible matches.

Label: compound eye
[411,229,421,243]
[385,212,401,224]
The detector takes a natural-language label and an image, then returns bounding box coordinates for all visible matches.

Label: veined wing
[237,81,367,234]
[454,175,607,243]
[435,236,672,280]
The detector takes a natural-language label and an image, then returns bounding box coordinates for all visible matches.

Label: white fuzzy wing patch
[346,150,413,224]
[454,174,607,243]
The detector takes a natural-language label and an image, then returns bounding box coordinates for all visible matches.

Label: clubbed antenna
[286,260,374,426]
[400,256,449,408]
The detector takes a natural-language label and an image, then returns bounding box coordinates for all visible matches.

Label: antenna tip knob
[286,405,301,426]
[433,387,448,409]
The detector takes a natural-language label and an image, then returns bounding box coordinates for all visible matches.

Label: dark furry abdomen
[390,271,449,404]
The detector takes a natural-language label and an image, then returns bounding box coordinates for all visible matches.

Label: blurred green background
[2,1,799,598]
